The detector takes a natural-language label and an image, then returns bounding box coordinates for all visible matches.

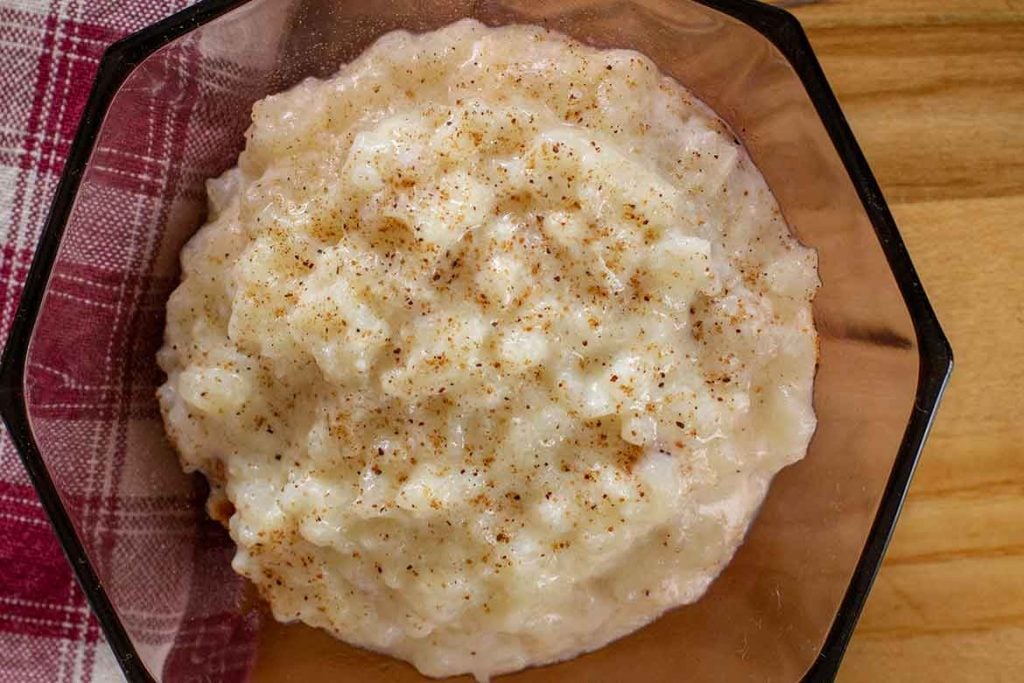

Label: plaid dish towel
[0,1,218,681]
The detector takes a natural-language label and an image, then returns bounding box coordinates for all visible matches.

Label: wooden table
[783,1,1024,679]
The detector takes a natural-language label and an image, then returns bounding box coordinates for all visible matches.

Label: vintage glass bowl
[0,0,952,680]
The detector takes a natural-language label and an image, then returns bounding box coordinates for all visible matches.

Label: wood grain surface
[784,1,1024,680]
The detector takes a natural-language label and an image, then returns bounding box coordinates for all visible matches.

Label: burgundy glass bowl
[0,0,952,681]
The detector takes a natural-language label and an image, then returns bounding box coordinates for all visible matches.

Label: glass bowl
[0,0,952,681]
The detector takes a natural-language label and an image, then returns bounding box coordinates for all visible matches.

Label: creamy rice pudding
[158,19,818,680]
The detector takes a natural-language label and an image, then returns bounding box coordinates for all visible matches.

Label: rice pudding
[158,19,818,681]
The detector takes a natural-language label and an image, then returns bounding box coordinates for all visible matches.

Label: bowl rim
[0,0,953,680]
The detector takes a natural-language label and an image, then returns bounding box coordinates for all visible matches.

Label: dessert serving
[158,19,818,681]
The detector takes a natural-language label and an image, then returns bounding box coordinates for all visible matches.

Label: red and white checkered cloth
[0,1,220,680]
